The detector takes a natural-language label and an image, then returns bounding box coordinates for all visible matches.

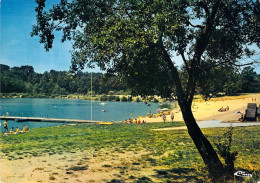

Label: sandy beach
[142,93,260,123]
[1,93,260,183]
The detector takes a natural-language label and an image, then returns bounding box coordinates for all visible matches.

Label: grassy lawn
[1,122,259,182]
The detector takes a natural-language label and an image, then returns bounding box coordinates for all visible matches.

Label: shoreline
[1,93,260,124]
[142,93,260,123]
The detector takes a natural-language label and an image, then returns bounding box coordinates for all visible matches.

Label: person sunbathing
[218,106,224,112]
[22,125,28,132]
[16,127,20,133]
[10,127,15,134]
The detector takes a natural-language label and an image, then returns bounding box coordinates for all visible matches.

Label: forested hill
[0,64,260,98]
[0,64,128,97]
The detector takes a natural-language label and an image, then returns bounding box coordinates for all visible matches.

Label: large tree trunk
[180,102,225,179]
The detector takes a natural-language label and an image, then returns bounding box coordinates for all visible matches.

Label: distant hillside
[0,64,129,97]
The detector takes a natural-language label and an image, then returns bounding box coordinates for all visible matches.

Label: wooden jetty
[0,116,102,124]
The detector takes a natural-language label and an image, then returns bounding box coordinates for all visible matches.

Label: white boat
[100,102,106,105]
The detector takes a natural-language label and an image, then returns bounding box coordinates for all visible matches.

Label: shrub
[215,126,238,174]
[153,98,159,103]
[136,97,141,102]
[115,96,120,101]
[127,96,133,102]
[121,96,127,102]
[100,95,108,101]
[108,95,115,101]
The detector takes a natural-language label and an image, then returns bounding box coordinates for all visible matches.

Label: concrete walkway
[152,120,260,131]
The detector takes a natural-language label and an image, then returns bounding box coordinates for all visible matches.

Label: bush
[121,96,127,102]
[100,95,108,101]
[215,126,238,174]
[128,96,133,102]
[153,98,159,103]
[115,96,120,101]
[108,95,115,101]
[136,97,141,102]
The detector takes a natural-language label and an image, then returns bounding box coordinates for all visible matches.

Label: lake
[0,98,163,132]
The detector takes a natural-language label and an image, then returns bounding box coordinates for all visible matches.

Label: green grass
[1,122,259,182]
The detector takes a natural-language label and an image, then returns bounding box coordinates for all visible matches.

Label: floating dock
[0,116,102,124]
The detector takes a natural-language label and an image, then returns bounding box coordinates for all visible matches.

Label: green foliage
[107,95,115,101]
[127,96,133,102]
[0,64,128,97]
[241,66,260,93]
[115,96,120,102]
[108,91,114,95]
[215,126,238,174]
[31,1,259,99]
[121,96,127,102]
[153,98,159,103]
[136,97,141,102]
[100,95,108,101]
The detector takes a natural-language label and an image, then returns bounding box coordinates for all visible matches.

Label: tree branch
[158,38,185,104]
[180,50,190,72]
[225,60,259,67]
[203,2,210,18]
[188,21,204,29]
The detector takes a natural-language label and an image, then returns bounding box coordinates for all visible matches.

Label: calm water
[0,98,162,132]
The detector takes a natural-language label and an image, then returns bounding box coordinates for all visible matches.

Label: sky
[0,0,101,73]
[0,0,259,74]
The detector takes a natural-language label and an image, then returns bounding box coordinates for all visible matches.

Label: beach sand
[0,150,153,183]
[1,93,260,183]
[142,93,260,123]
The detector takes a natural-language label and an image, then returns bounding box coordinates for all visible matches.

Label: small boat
[102,110,108,112]
[98,122,113,125]
[100,103,106,105]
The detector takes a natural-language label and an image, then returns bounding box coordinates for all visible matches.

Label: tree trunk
[180,103,225,179]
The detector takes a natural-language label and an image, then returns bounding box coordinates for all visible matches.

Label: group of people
[124,118,146,124]
[3,121,29,134]
[123,112,175,124]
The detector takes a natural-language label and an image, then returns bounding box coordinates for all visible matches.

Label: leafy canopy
[32,0,260,99]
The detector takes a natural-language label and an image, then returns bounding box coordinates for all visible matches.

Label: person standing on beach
[4,121,8,132]
[162,114,166,122]
[171,113,174,122]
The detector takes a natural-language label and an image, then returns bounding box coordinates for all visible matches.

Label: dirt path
[0,149,160,183]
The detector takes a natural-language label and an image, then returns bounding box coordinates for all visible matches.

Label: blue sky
[0,0,101,73]
[0,0,259,74]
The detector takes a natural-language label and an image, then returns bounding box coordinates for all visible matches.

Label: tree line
[0,64,128,97]
[0,64,259,98]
